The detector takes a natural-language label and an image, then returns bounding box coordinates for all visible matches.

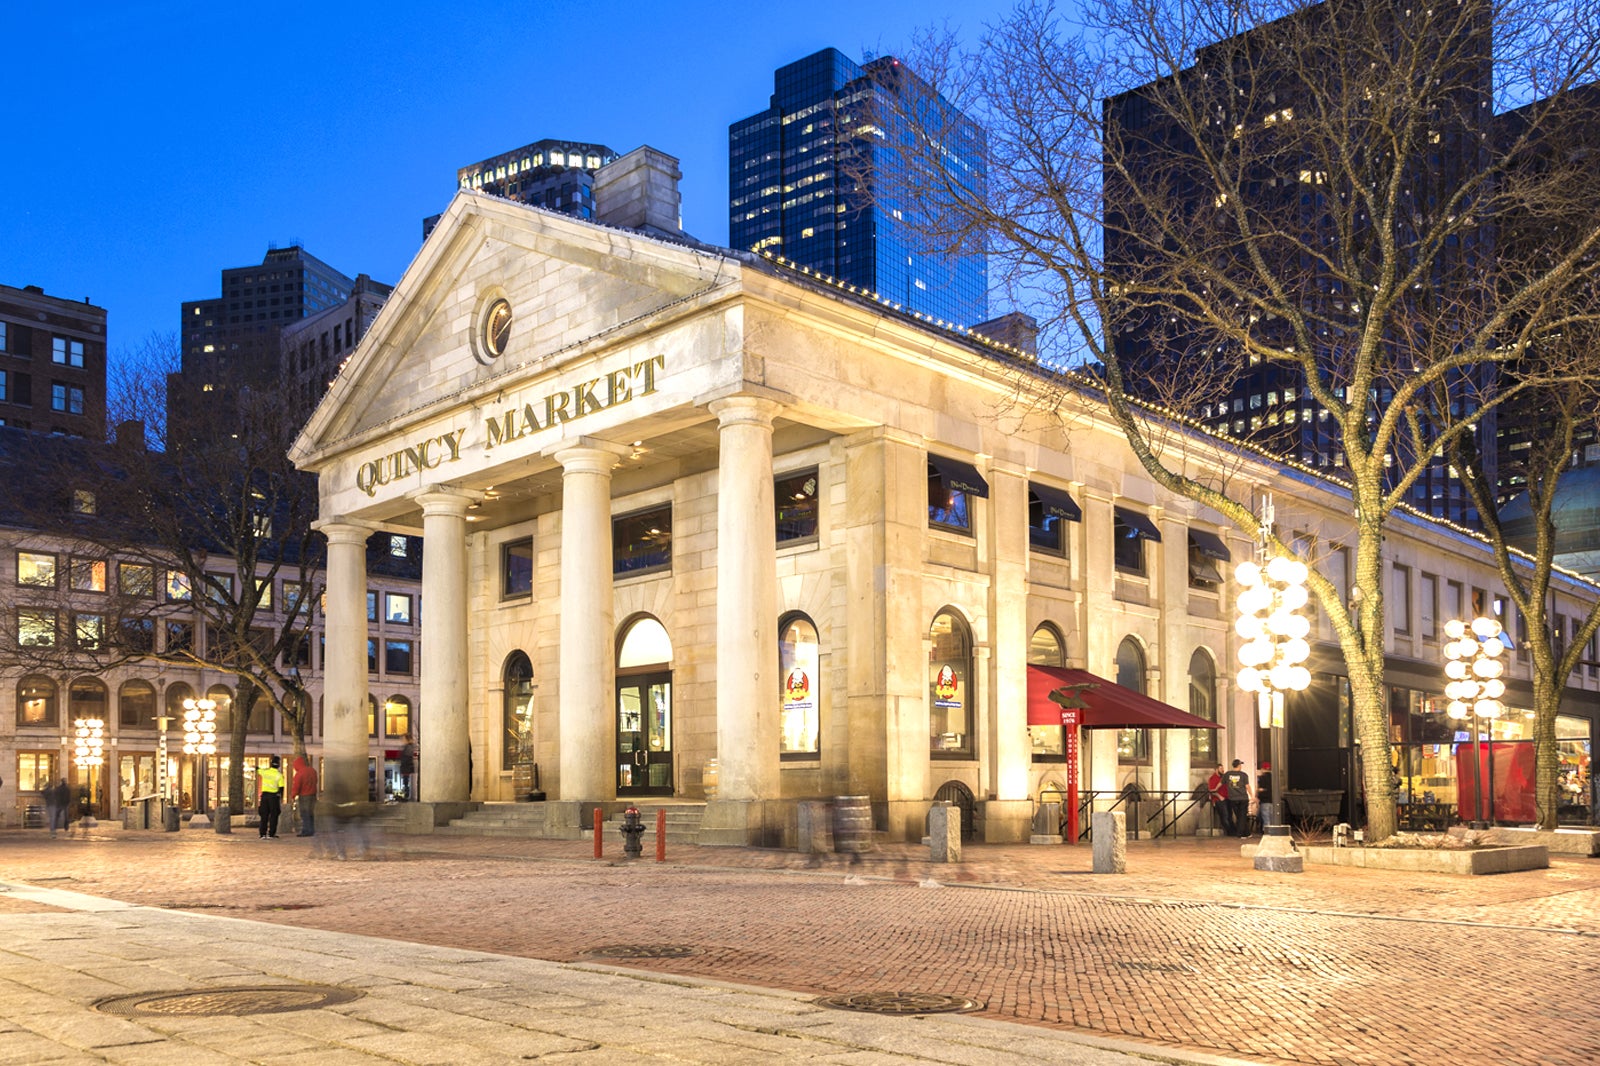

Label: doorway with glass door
[617,674,672,795]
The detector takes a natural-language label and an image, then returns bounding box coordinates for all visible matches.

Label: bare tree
[884,0,1600,838]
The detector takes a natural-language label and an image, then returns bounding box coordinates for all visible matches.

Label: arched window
[68,677,108,725]
[17,675,58,727]
[779,613,820,757]
[205,684,234,734]
[119,679,157,729]
[618,617,672,668]
[1188,648,1218,766]
[1115,637,1150,763]
[616,617,673,794]
[502,652,534,771]
[165,683,194,724]
[384,695,411,739]
[929,610,975,759]
[367,694,378,737]
[1028,623,1066,761]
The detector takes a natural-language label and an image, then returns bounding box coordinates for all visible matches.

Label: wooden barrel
[833,795,873,854]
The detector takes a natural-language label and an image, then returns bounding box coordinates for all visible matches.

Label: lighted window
[70,557,107,592]
[72,489,95,514]
[612,506,672,576]
[385,592,412,624]
[389,535,409,557]
[502,538,534,597]
[1028,484,1081,556]
[929,610,975,759]
[928,456,989,535]
[502,651,535,771]
[283,582,307,614]
[775,470,819,544]
[72,612,105,649]
[1115,637,1150,762]
[17,551,57,588]
[1189,649,1218,765]
[166,571,192,602]
[384,695,411,738]
[17,751,56,790]
[779,614,820,757]
[17,675,58,725]
[1028,624,1067,761]
[18,608,57,648]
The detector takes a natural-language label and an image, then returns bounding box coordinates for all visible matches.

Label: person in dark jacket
[1223,760,1252,837]
[44,778,70,837]
[257,756,285,838]
[1206,763,1234,836]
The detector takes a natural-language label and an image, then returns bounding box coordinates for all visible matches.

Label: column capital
[411,486,480,518]
[313,518,377,546]
[545,437,631,476]
[708,394,783,429]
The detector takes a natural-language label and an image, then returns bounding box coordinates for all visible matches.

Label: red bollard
[655,807,666,862]
[593,807,603,859]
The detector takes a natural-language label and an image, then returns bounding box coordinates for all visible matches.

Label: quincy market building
[289,186,1599,845]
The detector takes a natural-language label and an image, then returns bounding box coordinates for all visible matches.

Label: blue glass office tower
[730,49,988,326]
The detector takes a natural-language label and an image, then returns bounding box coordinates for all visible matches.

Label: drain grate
[1115,961,1195,974]
[96,985,363,1017]
[814,992,983,1014]
[582,944,698,959]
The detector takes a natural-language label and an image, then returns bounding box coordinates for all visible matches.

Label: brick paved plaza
[3,825,1599,1065]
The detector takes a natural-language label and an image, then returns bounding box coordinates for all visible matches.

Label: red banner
[1454,740,1538,823]
[1062,708,1080,842]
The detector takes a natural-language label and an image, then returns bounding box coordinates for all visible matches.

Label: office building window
[69,557,107,592]
[385,592,412,625]
[17,608,57,648]
[1392,564,1412,636]
[50,383,84,414]
[502,538,534,598]
[17,551,57,588]
[72,612,105,650]
[384,695,411,738]
[17,675,58,725]
[384,640,413,676]
[775,469,820,543]
[1420,573,1438,640]
[52,337,85,367]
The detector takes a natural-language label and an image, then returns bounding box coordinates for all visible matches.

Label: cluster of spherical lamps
[72,717,105,769]
[1443,617,1506,720]
[1234,556,1314,706]
[182,697,217,756]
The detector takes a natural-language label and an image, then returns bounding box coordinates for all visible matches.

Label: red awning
[1026,666,1222,729]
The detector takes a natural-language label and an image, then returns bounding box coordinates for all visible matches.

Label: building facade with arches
[288,190,1600,844]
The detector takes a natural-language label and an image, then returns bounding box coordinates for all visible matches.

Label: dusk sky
[4,2,1016,361]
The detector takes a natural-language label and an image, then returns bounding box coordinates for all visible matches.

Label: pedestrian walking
[399,736,418,801]
[290,755,319,837]
[44,778,70,837]
[75,785,95,836]
[258,756,285,839]
[1256,761,1275,829]
[1223,759,1251,838]
[1206,763,1234,837]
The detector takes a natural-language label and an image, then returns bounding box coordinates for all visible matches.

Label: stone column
[552,442,623,804]
[416,490,474,804]
[316,520,372,806]
[984,461,1031,842]
[709,396,781,809]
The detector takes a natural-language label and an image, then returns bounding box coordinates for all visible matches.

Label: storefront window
[613,506,672,575]
[18,751,56,791]
[503,651,534,771]
[1188,649,1217,765]
[779,614,820,756]
[1115,637,1150,762]
[1028,623,1066,761]
[929,610,974,758]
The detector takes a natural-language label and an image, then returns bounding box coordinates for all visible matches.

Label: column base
[698,799,785,847]
[1251,824,1304,873]
[981,799,1032,844]
[542,800,602,840]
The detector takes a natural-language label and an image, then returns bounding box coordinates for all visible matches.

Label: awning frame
[1029,482,1083,522]
[927,454,990,499]
[1113,506,1162,542]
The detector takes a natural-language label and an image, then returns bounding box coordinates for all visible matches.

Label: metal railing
[1036,787,1216,841]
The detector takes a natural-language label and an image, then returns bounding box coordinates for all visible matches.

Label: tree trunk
[226,680,255,815]
[1532,675,1562,831]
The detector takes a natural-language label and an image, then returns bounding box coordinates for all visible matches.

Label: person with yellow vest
[257,756,285,839]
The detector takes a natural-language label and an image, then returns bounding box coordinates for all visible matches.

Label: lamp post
[1234,498,1312,829]
[182,697,217,816]
[72,716,105,816]
[1443,616,1506,828]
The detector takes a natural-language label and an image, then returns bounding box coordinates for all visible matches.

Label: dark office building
[0,283,107,440]
[423,139,620,240]
[280,274,393,414]
[729,48,988,327]
[1103,3,1495,525]
[171,246,356,444]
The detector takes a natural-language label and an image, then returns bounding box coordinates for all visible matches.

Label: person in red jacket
[290,755,319,837]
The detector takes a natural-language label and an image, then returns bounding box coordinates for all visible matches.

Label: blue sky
[4,1,1015,357]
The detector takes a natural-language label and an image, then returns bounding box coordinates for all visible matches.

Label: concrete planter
[1453,826,1600,857]
[1303,842,1549,874]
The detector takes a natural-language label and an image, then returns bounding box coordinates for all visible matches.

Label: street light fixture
[1443,616,1506,827]
[182,697,217,815]
[1234,498,1312,828]
[73,717,105,817]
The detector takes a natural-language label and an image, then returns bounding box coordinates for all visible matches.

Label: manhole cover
[582,944,698,959]
[814,992,982,1014]
[96,985,363,1017]
[1115,961,1195,974]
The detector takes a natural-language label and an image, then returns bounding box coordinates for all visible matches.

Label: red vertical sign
[1061,708,1081,843]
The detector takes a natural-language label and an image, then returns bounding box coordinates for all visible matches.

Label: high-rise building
[0,283,107,440]
[423,139,620,240]
[729,48,988,326]
[280,274,394,414]
[171,245,358,444]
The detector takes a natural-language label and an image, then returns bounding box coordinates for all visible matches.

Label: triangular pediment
[292,191,739,466]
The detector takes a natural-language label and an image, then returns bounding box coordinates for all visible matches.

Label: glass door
[618,673,673,795]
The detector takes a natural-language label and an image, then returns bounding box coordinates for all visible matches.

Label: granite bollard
[1092,811,1126,873]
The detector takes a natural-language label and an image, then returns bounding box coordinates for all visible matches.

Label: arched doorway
[617,617,673,796]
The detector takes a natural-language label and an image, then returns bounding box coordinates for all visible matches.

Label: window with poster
[778,613,820,758]
[928,609,975,759]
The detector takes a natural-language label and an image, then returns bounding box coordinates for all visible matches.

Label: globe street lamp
[182,697,218,816]
[1235,514,1312,829]
[1443,616,1506,827]
[72,716,105,819]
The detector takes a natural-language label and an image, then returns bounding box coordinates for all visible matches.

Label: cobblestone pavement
[3,824,1599,1065]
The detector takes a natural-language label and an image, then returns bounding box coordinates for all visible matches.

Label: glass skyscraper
[729,48,988,326]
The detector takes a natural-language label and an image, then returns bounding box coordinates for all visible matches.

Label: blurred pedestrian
[44,778,70,837]
[258,756,285,839]
[290,755,319,837]
[399,736,418,801]
[1223,760,1251,838]
[1256,761,1275,829]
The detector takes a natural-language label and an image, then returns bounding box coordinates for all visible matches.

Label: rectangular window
[69,557,107,592]
[1187,529,1230,589]
[166,571,192,601]
[283,582,307,614]
[18,608,57,648]
[205,573,234,605]
[52,336,85,367]
[254,578,271,609]
[928,456,989,535]
[1419,573,1438,640]
[1392,564,1412,635]
[775,469,820,543]
[1113,507,1160,574]
[72,489,95,514]
[290,629,312,669]
[367,638,378,674]
[118,617,154,652]
[1446,580,1465,624]
[384,697,411,738]
[0,370,6,401]
[366,591,378,621]
[72,612,104,650]
[17,551,57,587]
[384,639,413,675]
[50,383,84,414]
[612,505,672,576]
[385,592,412,624]
[502,538,534,598]
[389,535,409,557]
[1028,484,1081,557]
[17,751,57,790]
[165,621,194,653]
